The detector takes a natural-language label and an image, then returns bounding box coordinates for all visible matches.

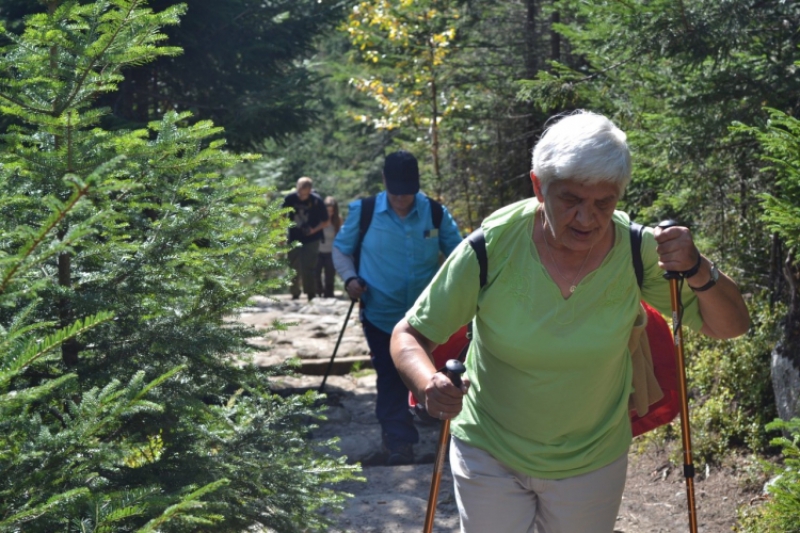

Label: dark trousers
[362,317,419,447]
[288,240,319,298]
[315,252,335,297]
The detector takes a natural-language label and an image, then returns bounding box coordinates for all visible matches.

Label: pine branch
[57,0,142,114]
[0,180,90,294]
[0,311,113,388]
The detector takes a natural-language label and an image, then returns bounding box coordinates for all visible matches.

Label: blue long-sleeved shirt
[333,192,462,333]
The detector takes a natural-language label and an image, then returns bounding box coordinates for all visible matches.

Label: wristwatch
[690,261,719,292]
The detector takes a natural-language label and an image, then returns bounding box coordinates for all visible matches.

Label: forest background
[1,0,800,532]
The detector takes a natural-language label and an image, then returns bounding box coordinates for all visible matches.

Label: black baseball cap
[383,151,420,195]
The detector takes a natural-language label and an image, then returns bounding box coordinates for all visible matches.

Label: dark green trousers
[288,240,320,298]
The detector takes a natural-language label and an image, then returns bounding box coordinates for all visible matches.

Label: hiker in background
[316,196,342,298]
[283,177,329,302]
[333,150,462,465]
[390,111,750,532]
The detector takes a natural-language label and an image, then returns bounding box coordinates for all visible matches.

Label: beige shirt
[319,225,337,253]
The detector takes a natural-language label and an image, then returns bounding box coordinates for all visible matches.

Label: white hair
[532,110,632,195]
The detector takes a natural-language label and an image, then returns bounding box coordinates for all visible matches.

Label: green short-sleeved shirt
[406,198,703,479]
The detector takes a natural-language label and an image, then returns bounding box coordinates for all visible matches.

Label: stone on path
[238,294,370,373]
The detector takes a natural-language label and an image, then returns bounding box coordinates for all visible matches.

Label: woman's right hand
[391,319,470,420]
[424,371,470,420]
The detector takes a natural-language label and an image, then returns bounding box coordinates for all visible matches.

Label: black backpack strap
[630,221,644,289]
[355,196,376,271]
[427,196,444,229]
[467,228,487,288]
[359,196,376,241]
[464,227,487,343]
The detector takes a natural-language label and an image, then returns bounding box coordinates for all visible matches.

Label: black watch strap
[690,262,719,292]
[690,278,716,292]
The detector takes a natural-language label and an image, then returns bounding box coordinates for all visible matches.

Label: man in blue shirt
[333,151,462,465]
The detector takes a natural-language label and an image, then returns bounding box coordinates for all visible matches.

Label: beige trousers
[450,437,628,533]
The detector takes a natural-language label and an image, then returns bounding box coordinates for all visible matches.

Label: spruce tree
[0,2,356,532]
[0,0,355,150]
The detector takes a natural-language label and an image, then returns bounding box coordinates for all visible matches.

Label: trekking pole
[424,359,466,533]
[318,298,356,394]
[658,220,699,533]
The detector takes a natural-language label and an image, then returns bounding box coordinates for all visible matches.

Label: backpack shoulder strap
[465,227,487,343]
[355,196,376,271]
[630,221,644,289]
[466,228,487,288]
[359,196,376,240]
[427,196,444,229]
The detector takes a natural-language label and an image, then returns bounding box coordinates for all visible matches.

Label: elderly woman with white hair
[390,111,750,533]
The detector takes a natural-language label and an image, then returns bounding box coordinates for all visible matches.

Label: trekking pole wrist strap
[681,249,702,279]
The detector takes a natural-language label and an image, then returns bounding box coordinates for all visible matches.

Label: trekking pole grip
[443,359,466,388]
[347,277,366,303]
[657,219,683,281]
[424,358,467,533]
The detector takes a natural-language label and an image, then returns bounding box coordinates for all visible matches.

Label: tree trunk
[550,10,560,65]
[772,249,800,421]
[58,249,79,367]
[525,0,539,79]
[428,21,442,195]
[523,0,542,199]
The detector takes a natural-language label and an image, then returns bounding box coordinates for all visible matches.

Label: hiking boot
[382,442,414,466]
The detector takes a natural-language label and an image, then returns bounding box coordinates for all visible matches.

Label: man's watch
[690,261,719,292]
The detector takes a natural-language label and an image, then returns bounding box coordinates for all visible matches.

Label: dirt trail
[241,294,762,532]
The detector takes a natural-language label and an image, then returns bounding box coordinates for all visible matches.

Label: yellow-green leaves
[344,0,462,132]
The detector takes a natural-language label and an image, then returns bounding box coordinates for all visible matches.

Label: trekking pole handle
[657,218,699,533]
[424,358,466,533]
[657,219,684,281]
[347,277,366,303]
[443,359,466,388]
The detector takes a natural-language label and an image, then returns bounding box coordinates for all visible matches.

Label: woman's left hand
[653,224,751,339]
[653,225,699,274]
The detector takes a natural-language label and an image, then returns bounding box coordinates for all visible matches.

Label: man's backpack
[354,194,443,270]
[461,222,680,437]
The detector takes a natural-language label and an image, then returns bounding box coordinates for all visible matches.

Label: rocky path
[238,294,761,532]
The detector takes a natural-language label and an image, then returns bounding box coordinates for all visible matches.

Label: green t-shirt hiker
[390,111,750,533]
